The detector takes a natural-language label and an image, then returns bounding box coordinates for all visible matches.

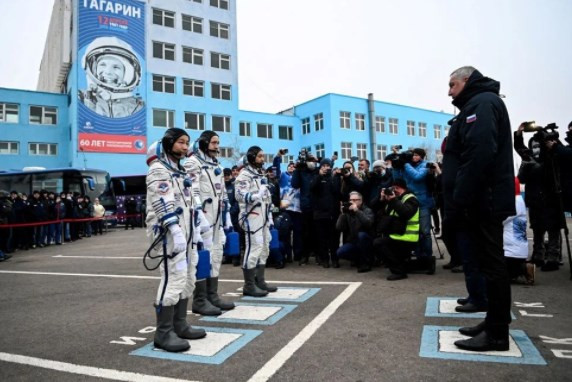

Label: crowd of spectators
[0,190,117,260]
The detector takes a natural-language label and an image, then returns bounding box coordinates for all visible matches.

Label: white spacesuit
[79,36,144,118]
[235,146,278,297]
[184,131,235,314]
[145,128,205,353]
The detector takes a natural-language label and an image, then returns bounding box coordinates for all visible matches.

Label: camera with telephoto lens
[342,201,352,213]
[383,187,395,197]
[341,167,351,176]
[386,149,413,170]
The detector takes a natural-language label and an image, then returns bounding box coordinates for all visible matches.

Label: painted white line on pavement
[247,282,362,382]
[53,255,141,259]
[0,270,356,285]
[0,352,199,382]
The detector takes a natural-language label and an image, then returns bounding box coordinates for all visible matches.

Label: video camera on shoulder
[386,146,413,170]
[523,121,560,144]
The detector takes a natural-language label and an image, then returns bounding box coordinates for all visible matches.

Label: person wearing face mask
[366,160,393,207]
[145,128,207,353]
[515,123,563,271]
[291,153,319,265]
[336,161,365,203]
[235,146,277,296]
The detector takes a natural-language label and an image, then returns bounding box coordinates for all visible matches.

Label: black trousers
[378,236,416,275]
[314,217,339,263]
[441,216,461,266]
[463,214,511,338]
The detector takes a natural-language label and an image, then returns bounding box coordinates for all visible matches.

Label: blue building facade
[0,0,452,175]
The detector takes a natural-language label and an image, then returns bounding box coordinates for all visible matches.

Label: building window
[278,125,293,140]
[444,125,450,136]
[262,154,274,164]
[376,144,387,161]
[419,122,427,137]
[190,0,202,3]
[29,142,57,156]
[153,109,175,128]
[389,118,398,135]
[211,83,231,100]
[355,113,365,131]
[257,123,272,139]
[29,106,57,125]
[210,52,230,70]
[239,121,251,136]
[341,142,352,160]
[219,147,233,158]
[314,113,324,131]
[152,75,175,93]
[210,0,229,10]
[182,46,203,65]
[183,79,204,97]
[375,116,385,133]
[153,41,175,61]
[340,111,351,129]
[301,117,310,135]
[209,21,229,39]
[315,143,325,159]
[182,14,202,33]
[212,115,231,133]
[434,124,442,139]
[407,120,415,136]
[185,112,205,131]
[0,103,19,123]
[356,143,367,159]
[0,141,19,154]
[152,8,175,27]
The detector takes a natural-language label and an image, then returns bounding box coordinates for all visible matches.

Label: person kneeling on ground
[373,178,422,281]
[335,191,374,272]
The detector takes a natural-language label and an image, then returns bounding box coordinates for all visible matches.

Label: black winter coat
[291,167,318,212]
[442,70,515,220]
[310,173,341,220]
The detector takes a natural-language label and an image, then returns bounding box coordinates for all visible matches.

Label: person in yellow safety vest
[375,178,421,280]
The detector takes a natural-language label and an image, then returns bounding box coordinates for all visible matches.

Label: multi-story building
[0,0,452,175]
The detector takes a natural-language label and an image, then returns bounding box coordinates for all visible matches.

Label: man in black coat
[442,66,515,352]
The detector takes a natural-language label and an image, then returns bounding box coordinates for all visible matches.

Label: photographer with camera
[291,149,319,265]
[366,160,394,207]
[372,178,420,280]
[335,191,374,272]
[310,158,342,268]
[391,147,435,270]
[335,161,364,203]
[515,122,564,272]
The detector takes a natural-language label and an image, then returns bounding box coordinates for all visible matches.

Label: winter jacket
[336,205,374,243]
[442,70,515,220]
[291,166,318,212]
[393,161,434,209]
[310,172,341,220]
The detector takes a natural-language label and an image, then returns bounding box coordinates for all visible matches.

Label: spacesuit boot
[242,268,268,297]
[192,280,222,316]
[207,277,235,310]
[173,299,207,340]
[255,265,277,292]
[154,305,190,352]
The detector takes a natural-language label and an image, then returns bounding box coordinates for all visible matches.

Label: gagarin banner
[77,0,146,154]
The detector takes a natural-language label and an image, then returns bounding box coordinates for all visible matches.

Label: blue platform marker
[130,326,262,364]
[419,325,546,365]
[425,297,516,319]
[200,302,297,326]
[241,287,320,303]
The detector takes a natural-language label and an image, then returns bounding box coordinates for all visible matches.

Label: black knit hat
[392,178,407,189]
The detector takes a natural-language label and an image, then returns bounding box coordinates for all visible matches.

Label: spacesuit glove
[195,208,211,234]
[224,212,233,230]
[192,225,203,245]
[168,224,187,255]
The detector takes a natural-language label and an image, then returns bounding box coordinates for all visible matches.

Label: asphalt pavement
[0,223,571,382]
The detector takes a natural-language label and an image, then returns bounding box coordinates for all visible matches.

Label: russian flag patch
[466,114,477,123]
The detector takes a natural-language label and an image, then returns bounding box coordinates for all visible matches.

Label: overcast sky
[1,0,571,130]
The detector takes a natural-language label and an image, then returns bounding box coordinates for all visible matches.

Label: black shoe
[540,261,559,272]
[387,273,407,281]
[454,331,509,352]
[459,321,486,337]
[275,262,285,269]
[357,265,371,273]
[299,257,309,265]
[451,265,464,273]
[426,256,436,275]
[332,259,340,268]
[322,262,330,269]
[455,302,487,313]
[443,262,461,270]
[457,297,469,305]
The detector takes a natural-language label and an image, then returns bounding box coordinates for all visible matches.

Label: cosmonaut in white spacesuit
[78,36,144,118]
[234,146,278,297]
[145,128,205,352]
[184,131,235,315]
